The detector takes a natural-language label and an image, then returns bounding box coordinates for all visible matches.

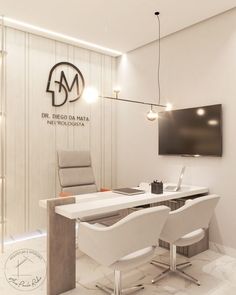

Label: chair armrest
[59,192,72,198]
[100,188,111,192]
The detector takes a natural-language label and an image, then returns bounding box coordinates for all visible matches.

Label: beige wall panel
[28,34,56,232]
[5,28,27,236]
[54,42,70,150]
[67,45,76,150]
[102,56,113,188]
[90,52,103,189]
[111,58,117,188]
[73,47,90,152]
[53,42,70,196]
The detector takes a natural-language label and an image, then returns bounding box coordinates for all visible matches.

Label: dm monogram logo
[46,62,85,107]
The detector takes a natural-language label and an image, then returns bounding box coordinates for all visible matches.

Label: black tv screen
[158,104,222,156]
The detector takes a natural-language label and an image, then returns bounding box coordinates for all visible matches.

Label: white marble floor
[1,237,236,295]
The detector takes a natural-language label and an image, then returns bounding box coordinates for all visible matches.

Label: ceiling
[1,0,236,55]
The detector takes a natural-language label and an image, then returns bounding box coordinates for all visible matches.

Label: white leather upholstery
[58,150,91,168]
[160,194,220,245]
[59,167,95,187]
[110,246,156,271]
[57,150,121,223]
[151,195,220,286]
[174,228,205,247]
[57,150,97,195]
[78,206,170,269]
[62,184,97,195]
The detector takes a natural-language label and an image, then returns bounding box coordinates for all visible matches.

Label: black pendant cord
[155,12,161,106]
[100,96,166,108]
[98,11,166,110]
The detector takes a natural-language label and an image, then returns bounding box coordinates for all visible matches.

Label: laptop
[112,188,145,196]
[164,166,186,192]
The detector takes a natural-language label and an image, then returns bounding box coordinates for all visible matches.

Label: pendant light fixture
[146,11,161,121]
[147,105,158,121]
[83,11,172,118]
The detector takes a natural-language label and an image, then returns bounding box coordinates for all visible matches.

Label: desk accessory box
[151,180,163,194]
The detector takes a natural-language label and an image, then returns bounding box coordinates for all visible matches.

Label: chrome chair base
[151,260,200,286]
[151,245,200,286]
[96,283,144,295]
[96,270,144,295]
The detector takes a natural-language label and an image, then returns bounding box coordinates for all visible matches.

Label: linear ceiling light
[0,16,123,57]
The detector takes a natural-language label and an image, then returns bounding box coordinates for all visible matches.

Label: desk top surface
[39,184,208,219]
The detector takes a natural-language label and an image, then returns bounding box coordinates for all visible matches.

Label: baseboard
[209,241,236,258]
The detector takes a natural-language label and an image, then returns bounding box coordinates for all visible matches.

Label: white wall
[3,27,117,237]
[116,8,236,253]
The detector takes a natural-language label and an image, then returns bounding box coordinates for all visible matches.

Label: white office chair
[151,194,220,286]
[57,150,121,223]
[58,150,98,195]
[78,206,170,295]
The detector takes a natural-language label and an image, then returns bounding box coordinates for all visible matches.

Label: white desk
[53,184,208,220]
[39,183,208,295]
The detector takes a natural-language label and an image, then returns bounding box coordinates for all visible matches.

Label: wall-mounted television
[158,104,222,157]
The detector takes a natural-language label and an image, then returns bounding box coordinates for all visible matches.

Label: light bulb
[83,87,98,103]
[196,108,205,116]
[165,103,172,111]
[113,87,121,99]
[113,86,121,93]
[147,108,158,121]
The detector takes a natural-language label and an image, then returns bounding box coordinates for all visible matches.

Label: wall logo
[46,62,85,107]
[4,248,46,291]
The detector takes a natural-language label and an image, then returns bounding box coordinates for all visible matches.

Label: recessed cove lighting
[4,232,47,245]
[0,16,123,56]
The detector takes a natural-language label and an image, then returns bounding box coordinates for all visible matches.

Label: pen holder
[151,181,163,194]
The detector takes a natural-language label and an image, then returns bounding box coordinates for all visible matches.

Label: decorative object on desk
[151,180,163,194]
[82,12,172,121]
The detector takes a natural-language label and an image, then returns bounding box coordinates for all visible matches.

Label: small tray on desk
[112,188,145,196]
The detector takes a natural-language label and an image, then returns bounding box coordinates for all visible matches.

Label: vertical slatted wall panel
[28,34,56,232]
[5,29,27,236]
[4,27,116,237]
